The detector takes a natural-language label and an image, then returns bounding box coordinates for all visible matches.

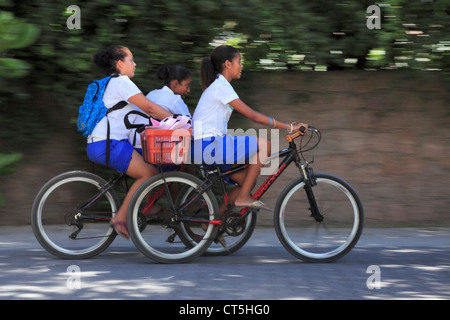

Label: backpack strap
[105,100,127,167]
[124,110,150,130]
[123,110,154,147]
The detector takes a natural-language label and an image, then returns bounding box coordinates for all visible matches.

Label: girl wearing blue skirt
[192,45,308,211]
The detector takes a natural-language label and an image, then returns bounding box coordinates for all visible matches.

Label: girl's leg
[234,137,271,207]
[221,169,247,215]
[111,150,158,237]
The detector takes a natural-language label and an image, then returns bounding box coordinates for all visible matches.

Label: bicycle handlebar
[286,125,316,141]
[285,125,321,153]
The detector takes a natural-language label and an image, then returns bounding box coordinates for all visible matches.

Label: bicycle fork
[300,164,324,223]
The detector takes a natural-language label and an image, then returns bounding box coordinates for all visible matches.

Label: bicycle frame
[223,143,302,211]
[172,127,326,227]
[75,173,128,222]
[189,137,316,221]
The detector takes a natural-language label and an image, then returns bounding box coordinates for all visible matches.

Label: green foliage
[0,153,22,175]
[0,153,23,205]
[0,0,449,153]
[0,10,39,77]
[8,1,450,93]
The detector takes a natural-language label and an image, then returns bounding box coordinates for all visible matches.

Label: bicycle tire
[127,172,219,263]
[274,173,363,263]
[31,171,119,259]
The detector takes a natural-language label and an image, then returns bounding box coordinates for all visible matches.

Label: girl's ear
[169,79,179,89]
[224,60,232,69]
[116,59,124,72]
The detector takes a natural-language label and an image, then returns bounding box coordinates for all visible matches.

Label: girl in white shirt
[147,64,192,116]
[87,46,172,238]
[128,64,193,150]
[193,45,308,211]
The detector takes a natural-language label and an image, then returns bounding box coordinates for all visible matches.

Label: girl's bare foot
[110,217,129,239]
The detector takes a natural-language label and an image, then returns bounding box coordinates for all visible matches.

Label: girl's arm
[229,98,307,133]
[128,93,172,119]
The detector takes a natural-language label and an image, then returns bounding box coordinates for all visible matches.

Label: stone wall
[1,71,449,227]
[238,71,450,227]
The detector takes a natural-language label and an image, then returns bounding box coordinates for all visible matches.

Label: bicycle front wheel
[127,172,219,263]
[274,173,363,263]
[31,171,119,259]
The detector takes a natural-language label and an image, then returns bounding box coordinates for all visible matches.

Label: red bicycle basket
[140,127,192,164]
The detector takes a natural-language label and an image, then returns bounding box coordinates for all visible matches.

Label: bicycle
[127,126,364,263]
[31,134,218,263]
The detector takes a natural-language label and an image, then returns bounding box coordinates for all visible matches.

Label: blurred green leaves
[0,10,39,77]
[0,153,22,175]
[0,5,39,175]
[0,153,22,206]
[0,0,449,155]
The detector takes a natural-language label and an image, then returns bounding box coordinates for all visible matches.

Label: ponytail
[200,57,216,91]
[93,45,127,76]
[200,45,239,91]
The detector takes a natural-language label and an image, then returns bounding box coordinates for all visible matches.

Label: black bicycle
[127,126,364,263]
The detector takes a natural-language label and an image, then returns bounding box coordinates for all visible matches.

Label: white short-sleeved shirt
[146,86,191,116]
[192,75,239,139]
[89,75,143,141]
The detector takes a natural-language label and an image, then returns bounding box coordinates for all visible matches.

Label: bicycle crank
[223,213,246,236]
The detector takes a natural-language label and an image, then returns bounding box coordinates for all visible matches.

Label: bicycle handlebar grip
[299,126,306,133]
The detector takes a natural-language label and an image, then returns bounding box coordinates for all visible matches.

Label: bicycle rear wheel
[274,173,363,263]
[127,172,219,263]
[31,171,119,259]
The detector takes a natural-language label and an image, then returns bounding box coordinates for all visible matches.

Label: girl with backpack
[192,45,308,211]
[88,45,172,239]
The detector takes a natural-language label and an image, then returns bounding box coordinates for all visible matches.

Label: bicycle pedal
[214,236,227,249]
[167,233,177,243]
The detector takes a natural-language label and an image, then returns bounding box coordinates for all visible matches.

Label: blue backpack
[77,75,127,166]
[77,75,127,137]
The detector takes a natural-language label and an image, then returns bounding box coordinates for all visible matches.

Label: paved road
[0,225,449,302]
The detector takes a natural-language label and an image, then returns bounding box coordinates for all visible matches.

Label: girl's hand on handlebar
[292,122,309,135]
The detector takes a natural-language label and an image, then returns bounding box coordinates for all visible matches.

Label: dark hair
[93,45,128,76]
[200,45,239,91]
[157,64,191,87]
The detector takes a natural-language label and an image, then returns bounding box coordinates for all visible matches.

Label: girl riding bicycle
[192,45,308,211]
[88,46,172,238]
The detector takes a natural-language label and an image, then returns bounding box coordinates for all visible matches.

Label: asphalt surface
[0,225,449,302]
